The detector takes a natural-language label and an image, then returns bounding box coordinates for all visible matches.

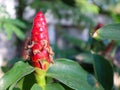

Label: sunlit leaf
[0,61,35,90]
[93,23,120,40]
[47,59,103,90]
[76,0,99,14]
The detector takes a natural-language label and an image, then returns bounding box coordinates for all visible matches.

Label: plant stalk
[35,68,46,90]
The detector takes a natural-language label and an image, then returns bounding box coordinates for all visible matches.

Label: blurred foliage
[0,18,26,40]
[30,0,99,26]
[0,5,26,40]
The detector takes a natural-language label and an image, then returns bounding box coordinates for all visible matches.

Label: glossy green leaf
[93,23,120,40]
[46,83,65,90]
[31,84,42,90]
[46,59,103,90]
[93,54,113,90]
[0,61,35,90]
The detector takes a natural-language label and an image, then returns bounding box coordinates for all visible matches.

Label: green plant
[0,5,26,40]
[1,10,119,90]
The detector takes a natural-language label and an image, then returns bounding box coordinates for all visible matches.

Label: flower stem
[35,68,46,90]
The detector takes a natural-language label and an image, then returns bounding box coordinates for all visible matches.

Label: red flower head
[30,11,54,70]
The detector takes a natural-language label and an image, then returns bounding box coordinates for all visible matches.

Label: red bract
[94,23,104,32]
[29,11,54,70]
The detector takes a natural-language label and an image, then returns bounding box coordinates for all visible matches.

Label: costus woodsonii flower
[23,11,54,70]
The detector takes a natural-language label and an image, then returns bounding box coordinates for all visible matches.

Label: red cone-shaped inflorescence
[30,11,54,70]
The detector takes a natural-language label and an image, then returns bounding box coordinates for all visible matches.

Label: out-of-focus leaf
[7,19,26,29]
[0,61,35,90]
[61,0,75,7]
[4,23,13,39]
[63,34,88,50]
[76,0,99,14]
[47,59,104,90]
[31,84,42,90]
[46,83,65,90]
[11,25,25,40]
[0,22,3,32]
[93,23,120,40]
[75,52,93,64]
[112,14,120,22]
[3,23,25,40]
[0,18,25,40]
[93,54,113,90]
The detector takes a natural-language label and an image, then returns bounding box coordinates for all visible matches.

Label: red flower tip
[29,11,54,70]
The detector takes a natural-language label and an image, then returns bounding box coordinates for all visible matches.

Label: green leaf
[31,84,42,90]
[22,73,36,90]
[4,23,13,40]
[0,22,3,32]
[93,54,113,90]
[76,0,99,14]
[12,88,21,90]
[93,23,120,40]
[16,78,24,90]
[0,61,35,90]
[3,23,25,40]
[46,83,65,90]
[7,19,26,29]
[75,52,93,64]
[46,59,103,90]
[11,25,25,40]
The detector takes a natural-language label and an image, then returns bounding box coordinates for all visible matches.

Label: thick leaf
[46,59,103,90]
[46,83,65,90]
[0,61,35,90]
[93,54,113,90]
[93,23,120,40]
[31,84,42,90]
